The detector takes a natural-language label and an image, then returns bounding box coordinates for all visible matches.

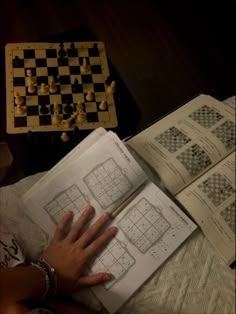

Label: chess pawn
[14,92,24,106]
[49,77,57,93]
[99,100,107,110]
[85,91,93,101]
[27,81,36,94]
[40,83,49,94]
[81,57,90,73]
[16,103,25,115]
[51,110,61,125]
[76,109,86,124]
[76,101,83,112]
[61,132,69,142]
[53,102,60,113]
[107,80,116,94]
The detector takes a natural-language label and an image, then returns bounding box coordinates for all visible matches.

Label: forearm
[0,265,46,304]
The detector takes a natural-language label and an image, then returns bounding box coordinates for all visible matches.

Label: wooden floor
[0,0,235,180]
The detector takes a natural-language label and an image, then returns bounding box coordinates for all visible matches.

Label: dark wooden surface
[0,0,235,183]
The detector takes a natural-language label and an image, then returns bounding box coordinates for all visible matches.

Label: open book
[22,128,196,314]
[127,94,235,266]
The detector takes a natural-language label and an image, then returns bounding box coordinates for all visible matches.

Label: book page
[22,131,148,236]
[127,95,235,195]
[88,181,196,313]
[176,152,235,265]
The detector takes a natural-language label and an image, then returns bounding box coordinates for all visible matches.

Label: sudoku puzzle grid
[83,158,133,209]
[118,198,171,253]
[44,184,88,223]
[88,237,135,289]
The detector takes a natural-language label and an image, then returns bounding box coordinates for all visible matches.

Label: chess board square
[82,83,94,93]
[49,85,61,95]
[68,58,79,66]
[12,59,24,68]
[37,76,48,85]
[72,83,83,94]
[13,77,25,86]
[85,102,97,112]
[14,116,27,127]
[47,67,59,76]
[78,48,89,57]
[13,87,26,100]
[46,58,58,67]
[58,66,70,75]
[97,112,110,123]
[58,58,68,66]
[36,59,47,67]
[91,74,105,83]
[26,105,39,116]
[61,85,72,94]
[91,65,102,74]
[24,59,36,68]
[86,112,98,122]
[70,75,81,84]
[39,115,51,125]
[26,116,39,127]
[59,75,71,84]
[50,104,62,114]
[88,57,101,65]
[13,50,24,58]
[94,83,105,92]
[26,96,38,105]
[49,94,62,104]
[67,49,78,57]
[79,57,90,65]
[24,68,36,77]
[69,66,80,75]
[35,49,46,58]
[46,49,57,58]
[61,94,73,104]
[38,95,50,105]
[81,75,92,84]
[95,92,107,102]
[24,49,35,59]
[72,94,84,103]
[36,67,47,76]
[88,47,99,57]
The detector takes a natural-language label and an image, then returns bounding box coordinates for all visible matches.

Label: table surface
[0,0,235,183]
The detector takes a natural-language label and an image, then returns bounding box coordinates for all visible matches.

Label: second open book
[22,94,235,313]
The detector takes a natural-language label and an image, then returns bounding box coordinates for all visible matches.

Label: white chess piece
[85,91,93,101]
[26,69,36,86]
[60,132,69,142]
[51,111,61,125]
[81,57,90,73]
[76,109,86,124]
[107,80,116,94]
[14,92,24,106]
[40,83,49,94]
[27,80,36,94]
[16,103,25,115]
[99,100,107,110]
[49,77,57,93]
[76,101,83,112]
[61,112,78,128]
[53,102,60,113]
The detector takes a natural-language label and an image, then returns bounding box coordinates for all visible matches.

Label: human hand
[42,206,117,294]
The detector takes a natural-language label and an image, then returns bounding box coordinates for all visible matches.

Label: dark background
[0,0,235,184]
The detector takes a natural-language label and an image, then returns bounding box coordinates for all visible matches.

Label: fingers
[67,206,94,242]
[76,273,112,289]
[77,212,111,248]
[53,211,73,242]
[85,226,117,258]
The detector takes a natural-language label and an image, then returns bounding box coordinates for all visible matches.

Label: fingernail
[109,226,118,235]
[103,273,115,281]
[102,212,110,222]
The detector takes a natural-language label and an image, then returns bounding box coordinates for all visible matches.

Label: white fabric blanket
[0,173,235,314]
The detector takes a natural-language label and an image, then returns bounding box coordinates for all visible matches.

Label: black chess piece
[58,42,67,58]
[72,78,79,93]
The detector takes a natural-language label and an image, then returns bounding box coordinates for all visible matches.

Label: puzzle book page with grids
[22,130,196,314]
[127,94,235,264]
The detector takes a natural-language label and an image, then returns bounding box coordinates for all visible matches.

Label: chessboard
[5,42,118,134]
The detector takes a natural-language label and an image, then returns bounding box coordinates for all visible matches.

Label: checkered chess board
[5,42,118,133]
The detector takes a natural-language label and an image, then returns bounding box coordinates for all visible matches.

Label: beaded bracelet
[31,257,57,299]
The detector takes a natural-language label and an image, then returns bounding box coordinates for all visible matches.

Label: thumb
[76,273,113,289]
